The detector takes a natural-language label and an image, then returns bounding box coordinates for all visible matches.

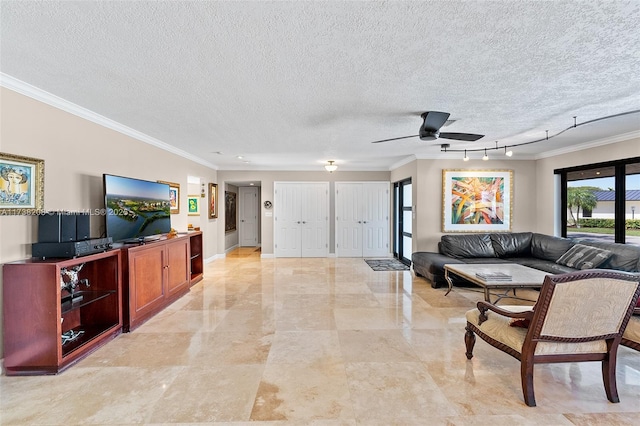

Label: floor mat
[364,259,410,271]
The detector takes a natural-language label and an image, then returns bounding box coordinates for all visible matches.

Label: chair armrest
[477,301,534,325]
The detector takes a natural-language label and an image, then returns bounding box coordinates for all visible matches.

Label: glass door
[393,179,412,265]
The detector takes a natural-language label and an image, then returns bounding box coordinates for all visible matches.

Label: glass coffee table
[444,263,550,303]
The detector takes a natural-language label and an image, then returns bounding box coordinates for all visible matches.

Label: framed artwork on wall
[225,191,237,232]
[0,152,45,215]
[187,195,200,216]
[442,169,513,232]
[158,180,180,214]
[209,183,218,219]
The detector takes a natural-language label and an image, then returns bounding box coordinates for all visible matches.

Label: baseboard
[261,253,275,259]
[225,245,239,254]
[204,254,221,263]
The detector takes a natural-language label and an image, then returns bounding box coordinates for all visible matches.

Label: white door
[275,183,301,257]
[335,182,390,257]
[300,183,329,257]
[362,182,390,257]
[335,183,363,257]
[239,187,258,247]
[275,182,329,257]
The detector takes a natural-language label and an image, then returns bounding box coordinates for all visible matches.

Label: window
[556,157,640,246]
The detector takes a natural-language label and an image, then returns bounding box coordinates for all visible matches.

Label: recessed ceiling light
[237,155,243,159]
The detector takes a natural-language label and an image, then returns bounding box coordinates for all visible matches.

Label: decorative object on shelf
[442,169,513,233]
[0,152,44,215]
[187,195,200,216]
[324,160,338,172]
[209,183,218,219]
[263,200,272,209]
[225,191,237,232]
[158,180,180,214]
[60,263,89,303]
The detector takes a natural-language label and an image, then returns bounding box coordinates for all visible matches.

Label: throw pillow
[555,243,613,270]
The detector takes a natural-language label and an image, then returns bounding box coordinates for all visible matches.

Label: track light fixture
[438,110,640,161]
[324,160,337,172]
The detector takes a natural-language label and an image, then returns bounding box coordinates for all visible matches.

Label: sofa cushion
[508,257,576,274]
[530,233,574,262]
[440,234,495,259]
[577,239,640,272]
[490,232,533,257]
[556,243,613,270]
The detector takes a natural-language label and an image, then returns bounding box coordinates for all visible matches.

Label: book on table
[475,271,512,281]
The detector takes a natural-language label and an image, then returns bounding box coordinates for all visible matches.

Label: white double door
[274,182,329,257]
[335,182,390,257]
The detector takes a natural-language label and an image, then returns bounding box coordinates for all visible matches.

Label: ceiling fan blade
[371,134,419,144]
[421,111,451,132]
[439,132,485,141]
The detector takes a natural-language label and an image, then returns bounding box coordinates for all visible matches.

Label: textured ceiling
[1,1,639,171]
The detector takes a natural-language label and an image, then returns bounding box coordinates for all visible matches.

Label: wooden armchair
[464,269,640,407]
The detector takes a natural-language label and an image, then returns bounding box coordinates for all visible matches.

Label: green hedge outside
[578,218,640,230]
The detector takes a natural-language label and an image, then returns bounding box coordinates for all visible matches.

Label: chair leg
[521,356,536,407]
[465,325,476,360]
[602,352,620,403]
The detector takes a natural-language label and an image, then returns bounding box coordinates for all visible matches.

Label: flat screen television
[103,174,172,243]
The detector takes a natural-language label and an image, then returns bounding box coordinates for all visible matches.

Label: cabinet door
[167,239,190,297]
[130,246,165,317]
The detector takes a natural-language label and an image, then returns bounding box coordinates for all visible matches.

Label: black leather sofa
[412,232,640,288]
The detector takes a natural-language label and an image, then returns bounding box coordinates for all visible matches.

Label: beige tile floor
[2,247,639,425]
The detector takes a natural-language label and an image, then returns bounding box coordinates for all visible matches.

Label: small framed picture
[187,195,200,216]
[0,152,45,215]
[209,183,218,219]
[158,180,180,214]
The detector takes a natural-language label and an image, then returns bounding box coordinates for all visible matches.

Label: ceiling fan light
[325,161,337,172]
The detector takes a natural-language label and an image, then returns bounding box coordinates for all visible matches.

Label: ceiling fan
[371,111,484,144]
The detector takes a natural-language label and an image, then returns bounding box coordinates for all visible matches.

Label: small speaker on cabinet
[76,213,90,241]
[38,212,77,243]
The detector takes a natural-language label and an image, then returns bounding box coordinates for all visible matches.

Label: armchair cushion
[555,243,613,270]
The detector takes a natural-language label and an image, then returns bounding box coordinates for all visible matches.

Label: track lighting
[450,110,640,161]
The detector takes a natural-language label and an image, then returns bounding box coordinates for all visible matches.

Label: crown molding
[0,73,217,170]
[534,130,640,160]
[389,155,418,170]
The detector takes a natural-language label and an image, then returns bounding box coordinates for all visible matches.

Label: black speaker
[76,213,90,241]
[38,212,77,243]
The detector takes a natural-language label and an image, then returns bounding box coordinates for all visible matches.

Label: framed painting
[209,183,218,219]
[442,169,513,232]
[187,195,200,216]
[0,152,44,215]
[225,191,237,232]
[158,180,180,214]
